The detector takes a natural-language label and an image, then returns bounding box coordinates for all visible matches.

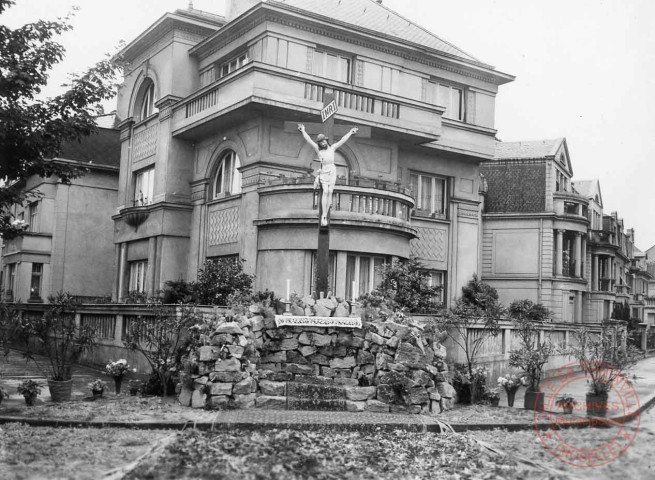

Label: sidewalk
[2,349,655,433]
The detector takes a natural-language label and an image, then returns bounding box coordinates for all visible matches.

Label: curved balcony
[255,175,416,241]
[553,192,589,221]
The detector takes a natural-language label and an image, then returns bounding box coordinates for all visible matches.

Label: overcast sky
[3,0,655,249]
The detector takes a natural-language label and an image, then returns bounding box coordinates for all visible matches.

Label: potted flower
[15,292,96,402]
[485,388,501,407]
[0,385,9,405]
[105,359,133,395]
[507,300,552,411]
[497,373,524,407]
[88,379,108,398]
[128,379,143,396]
[17,380,42,406]
[555,394,577,414]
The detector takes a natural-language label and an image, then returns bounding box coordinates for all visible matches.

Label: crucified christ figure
[298,124,358,226]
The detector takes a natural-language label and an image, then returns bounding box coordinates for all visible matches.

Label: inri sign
[320,99,338,122]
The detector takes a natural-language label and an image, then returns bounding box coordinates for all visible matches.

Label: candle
[352,281,357,300]
[286,279,290,301]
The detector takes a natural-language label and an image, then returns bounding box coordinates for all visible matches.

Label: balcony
[171,63,443,142]
[589,229,616,246]
[553,193,589,222]
[2,232,52,259]
[645,296,655,307]
[256,175,416,238]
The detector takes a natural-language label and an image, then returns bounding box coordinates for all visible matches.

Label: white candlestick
[352,281,357,300]
[286,279,290,301]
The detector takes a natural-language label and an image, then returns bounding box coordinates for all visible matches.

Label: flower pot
[48,378,73,403]
[506,388,518,407]
[91,390,104,399]
[490,397,500,407]
[24,394,37,406]
[562,404,574,415]
[586,392,609,417]
[524,389,544,411]
[114,377,123,395]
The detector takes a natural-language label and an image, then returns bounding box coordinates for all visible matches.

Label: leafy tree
[507,299,552,391]
[437,275,504,402]
[0,0,122,237]
[123,302,200,397]
[364,258,443,314]
[192,259,255,306]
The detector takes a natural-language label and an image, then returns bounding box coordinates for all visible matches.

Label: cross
[287,94,371,297]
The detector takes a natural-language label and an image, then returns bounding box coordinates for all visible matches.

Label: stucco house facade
[1,123,120,303]
[111,0,514,304]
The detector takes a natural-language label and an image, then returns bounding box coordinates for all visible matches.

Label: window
[27,202,38,232]
[427,82,465,121]
[7,263,16,296]
[409,173,447,215]
[199,66,215,87]
[345,255,387,299]
[312,50,351,83]
[423,270,445,305]
[129,260,148,293]
[134,167,155,206]
[219,53,249,78]
[137,79,155,121]
[213,150,241,199]
[30,263,42,299]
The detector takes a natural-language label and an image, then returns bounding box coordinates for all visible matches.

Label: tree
[437,275,504,402]
[507,299,552,392]
[0,0,122,237]
[192,259,255,306]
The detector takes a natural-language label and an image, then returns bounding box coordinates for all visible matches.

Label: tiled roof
[494,138,565,160]
[269,0,483,64]
[58,128,121,167]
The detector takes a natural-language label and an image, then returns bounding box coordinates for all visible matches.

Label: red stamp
[533,362,640,467]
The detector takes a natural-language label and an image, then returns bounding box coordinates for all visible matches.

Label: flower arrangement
[88,379,108,394]
[497,373,525,392]
[105,359,132,378]
[17,379,41,405]
[555,394,577,414]
[128,379,144,396]
[485,388,501,406]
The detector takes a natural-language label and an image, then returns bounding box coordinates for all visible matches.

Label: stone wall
[179,305,456,414]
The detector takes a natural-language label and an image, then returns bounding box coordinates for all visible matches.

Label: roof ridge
[368,0,483,64]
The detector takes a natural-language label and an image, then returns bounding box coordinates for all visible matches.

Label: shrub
[161,279,194,304]
[192,259,255,306]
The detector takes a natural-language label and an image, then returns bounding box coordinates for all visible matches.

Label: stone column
[593,254,599,291]
[556,229,564,277]
[574,232,582,278]
[581,234,587,280]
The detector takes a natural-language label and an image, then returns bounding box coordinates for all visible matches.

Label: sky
[3,0,655,249]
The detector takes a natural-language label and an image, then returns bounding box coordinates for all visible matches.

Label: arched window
[213,150,241,199]
[135,78,156,121]
[334,151,350,183]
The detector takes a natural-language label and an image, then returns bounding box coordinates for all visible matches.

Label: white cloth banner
[274,315,362,328]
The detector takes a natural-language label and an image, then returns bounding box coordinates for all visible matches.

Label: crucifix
[287,92,368,297]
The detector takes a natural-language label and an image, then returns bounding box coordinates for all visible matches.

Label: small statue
[298,124,358,226]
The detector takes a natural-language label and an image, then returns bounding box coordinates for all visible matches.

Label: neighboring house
[0,118,120,303]
[111,0,514,304]
[629,243,655,325]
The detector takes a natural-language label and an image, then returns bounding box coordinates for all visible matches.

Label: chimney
[225,0,262,22]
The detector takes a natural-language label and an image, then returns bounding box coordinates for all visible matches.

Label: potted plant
[128,379,143,396]
[497,373,524,407]
[0,385,9,405]
[555,394,577,414]
[507,300,552,411]
[17,379,41,406]
[16,292,96,402]
[566,326,639,417]
[88,379,108,398]
[485,388,501,407]
[105,359,133,395]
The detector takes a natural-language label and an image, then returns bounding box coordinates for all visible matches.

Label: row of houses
[2,0,653,333]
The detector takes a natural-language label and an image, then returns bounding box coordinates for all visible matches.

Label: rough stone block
[370,332,386,345]
[226,345,245,359]
[211,334,234,346]
[216,322,244,335]
[191,390,207,409]
[376,353,392,370]
[376,384,399,404]
[391,404,421,414]
[433,372,446,383]
[286,363,313,375]
[234,393,257,409]
[233,377,256,395]
[209,382,233,396]
[214,357,241,372]
[334,378,359,387]
[263,317,277,329]
[299,346,316,357]
[385,336,400,349]
[434,344,448,360]
[430,399,443,414]
[365,399,389,413]
[330,356,356,369]
[344,386,377,401]
[178,387,193,407]
[346,400,366,412]
[427,387,442,401]
[199,346,220,362]
[207,395,230,410]
[357,351,375,365]
[308,353,330,365]
[251,316,264,332]
[376,371,416,389]
[387,363,409,372]
[436,381,456,399]
[406,386,430,405]
[259,380,286,396]
[261,352,287,363]
[321,367,336,378]
[412,370,432,386]
[395,342,421,365]
[209,371,243,383]
[287,351,309,365]
[319,345,347,357]
[255,395,287,409]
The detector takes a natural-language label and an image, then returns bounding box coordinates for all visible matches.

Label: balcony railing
[589,230,616,246]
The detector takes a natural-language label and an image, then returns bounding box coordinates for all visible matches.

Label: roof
[268,0,483,64]
[94,112,120,129]
[494,138,565,160]
[572,179,602,207]
[58,128,121,168]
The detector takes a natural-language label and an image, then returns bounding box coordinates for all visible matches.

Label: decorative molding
[411,227,447,262]
[457,205,479,219]
[208,207,239,245]
[132,124,158,161]
[275,315,362,328]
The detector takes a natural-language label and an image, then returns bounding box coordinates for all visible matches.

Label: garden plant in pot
[17,379,41,406]
[555,394,576,414]
[566,326,639,417]
[88,379,108,398]
[16,292,96,402]
[497,373,524,407]
[507,300,553,411]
